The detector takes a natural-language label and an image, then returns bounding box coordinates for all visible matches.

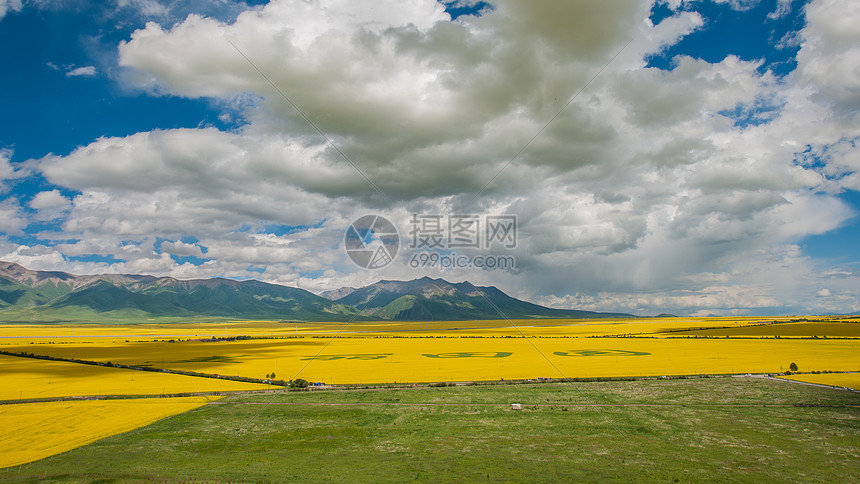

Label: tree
[291,378,308,388]
[789,362,798,372]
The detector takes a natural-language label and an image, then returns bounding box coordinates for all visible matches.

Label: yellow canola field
[0,321,313,344]
[0,354,275,400]
[2,316,842,342]
[776,372,860,390]
[5,337,856,384]
[0,396,218,468]
[664,321,860,338]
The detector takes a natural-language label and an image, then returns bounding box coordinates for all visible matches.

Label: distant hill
[0,261,357,321]
[326,276,634,321]
[0,261,635,322]
[319,286,358,301]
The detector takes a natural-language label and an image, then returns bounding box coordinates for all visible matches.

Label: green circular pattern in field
[553,349,651,357]
[422,352,513,358]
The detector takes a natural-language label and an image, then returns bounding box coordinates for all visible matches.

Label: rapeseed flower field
[0,397,218,468]
[1,318,856,384]
[0,354,274,400]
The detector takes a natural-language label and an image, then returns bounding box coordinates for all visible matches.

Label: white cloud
[0,0,23,21]
[0,148,31,196]
[0,151,33,231]
[0,149,17,183]
[48,63,98,77]
[116,0,169,18]
[29,189,70,210]
[0,242,66,270]
[160,240,205,257]
[65,65,97,77]
[711,0,761,11]
[15,0,860,315]
[768,0,794,20]
[0,198,25,234]
[29,189,72,221]
[796,0,860,113]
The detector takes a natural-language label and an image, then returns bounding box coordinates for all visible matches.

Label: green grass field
[3,377,858,483]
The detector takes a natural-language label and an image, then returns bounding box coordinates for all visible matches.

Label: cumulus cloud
[29,189,72,221]
[29,189,71,210]
[0,242,66,270]
[20,0,860,315]
[0,148,31,183]
[796,0,860,112]
[0,199,25,234]
[0,149,18,184]
[0,151,30,232]
[160,240,205,257]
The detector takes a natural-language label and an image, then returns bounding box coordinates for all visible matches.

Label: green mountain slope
[0,262,635,322]
[0,262,359,322]
[334,276,634,320]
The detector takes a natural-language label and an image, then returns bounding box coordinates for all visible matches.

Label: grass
[2,377,857,483]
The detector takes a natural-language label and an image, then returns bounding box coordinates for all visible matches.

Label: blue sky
[0,0,858,316]
[0,3,234,161]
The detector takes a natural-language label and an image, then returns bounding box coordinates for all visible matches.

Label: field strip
[0,388,286,406]
[209,401,860,408]
[7,336,857,384]
[0,353,276,400]
[0,396,220,469]
[770,372,860,391]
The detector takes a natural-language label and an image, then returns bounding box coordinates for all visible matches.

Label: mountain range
[0,261,633,322]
